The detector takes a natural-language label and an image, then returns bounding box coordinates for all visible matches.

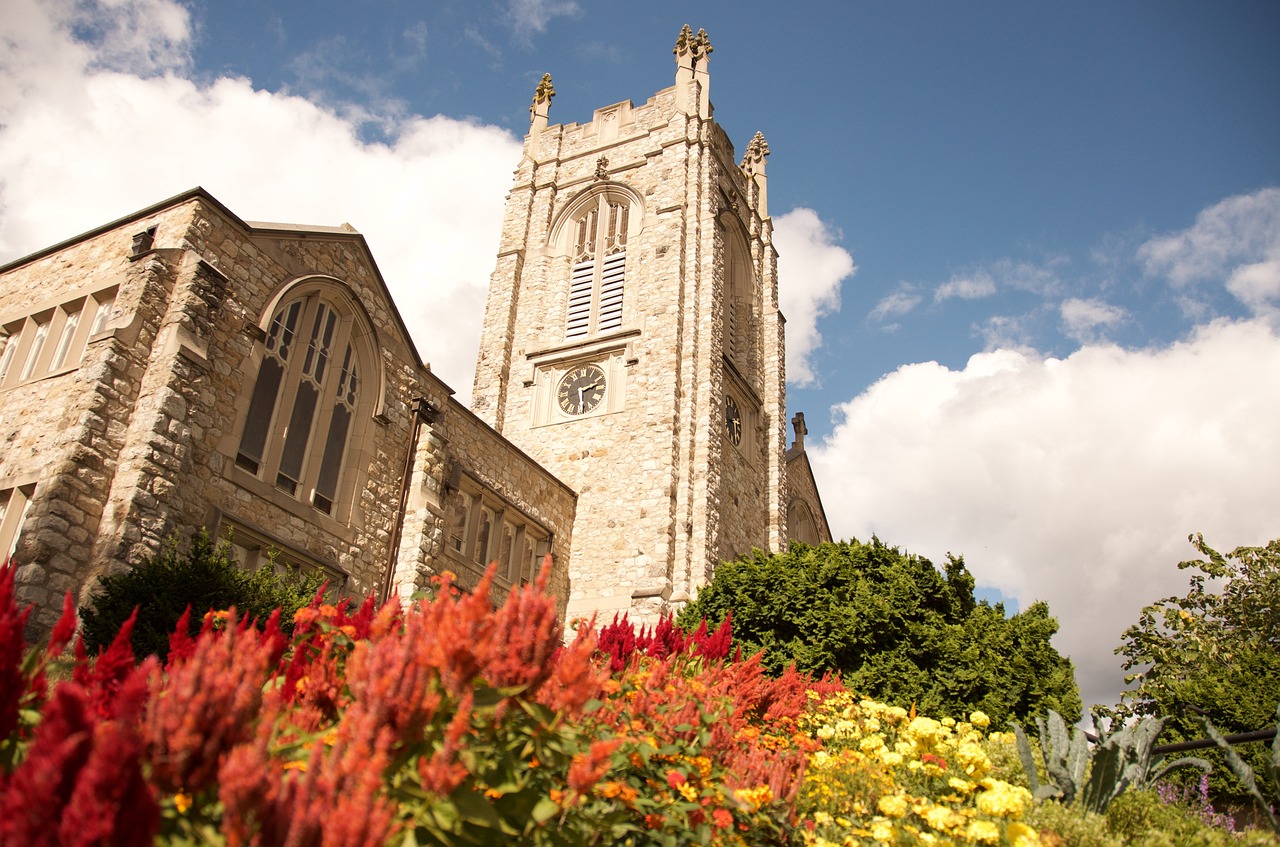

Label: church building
[0,26,829,635]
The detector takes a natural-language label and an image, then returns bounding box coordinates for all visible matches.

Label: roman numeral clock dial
[557,363,606,416]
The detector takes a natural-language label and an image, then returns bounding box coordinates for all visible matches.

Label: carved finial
[594,156,609,180]
[791,412,808,451]
[674,24,713,64]
[741,132,770,169]
[530,73,555,116]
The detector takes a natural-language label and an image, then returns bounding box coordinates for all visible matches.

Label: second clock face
[725,395,743,446]
[557,363,606,416]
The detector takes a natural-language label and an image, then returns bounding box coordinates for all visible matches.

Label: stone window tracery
[235,289,369,519]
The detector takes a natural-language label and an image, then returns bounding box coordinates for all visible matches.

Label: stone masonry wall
[472,72,787,623]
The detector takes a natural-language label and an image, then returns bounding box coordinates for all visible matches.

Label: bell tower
[472,26,787,622]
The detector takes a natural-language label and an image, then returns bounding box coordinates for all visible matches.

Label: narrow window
[0,331,17,383]
[237,300,302,474]
[448,491,474,554]
[499,520,518,582]
[48,307,82,371]
[0,486,34,562]
[313,343,358,513]
[89,295,115,336]
[18,318,50,382]
[473,506,495,566]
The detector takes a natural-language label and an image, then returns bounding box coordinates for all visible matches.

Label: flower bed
[1,561,1271,846]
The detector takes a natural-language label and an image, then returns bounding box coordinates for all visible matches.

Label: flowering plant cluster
[8,558,1262,846]
[0,560,833,846]
[793,692,1041,846]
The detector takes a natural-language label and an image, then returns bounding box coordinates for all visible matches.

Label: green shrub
[1024,790,1279,847]
[79,529,327,660]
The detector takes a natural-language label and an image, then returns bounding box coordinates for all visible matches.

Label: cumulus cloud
[774,208,855,386]
[1060,298,1128,343]
[1140,187,1280,315]
[935,271,996,303]
[809,316,1280,711]
[0,0,522,400]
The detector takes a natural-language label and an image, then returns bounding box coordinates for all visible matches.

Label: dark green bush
[79,530,328,660]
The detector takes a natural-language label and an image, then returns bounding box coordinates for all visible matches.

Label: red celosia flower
[144,609,277,795]
[534,624,605,716]
[73,609,142,720]
[46,591,77,658]
[418,691,473,796]
[567,737,621,797]
[0,659,157,847]
[0,562,34,742]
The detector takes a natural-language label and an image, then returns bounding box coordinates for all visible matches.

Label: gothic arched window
[235,287,371,517]
[564,192,633,340]
[722,223,752,368]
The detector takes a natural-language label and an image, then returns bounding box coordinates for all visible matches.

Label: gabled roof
[0,187,436,380]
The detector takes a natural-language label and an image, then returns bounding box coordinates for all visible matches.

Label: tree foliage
[678,539,1081,728]
[1114,533,1280,803]
[79,529,327,661]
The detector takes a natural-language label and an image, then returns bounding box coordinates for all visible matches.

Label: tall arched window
[236,288,370,517]
[565,192,632,340]
[722,224,752,367]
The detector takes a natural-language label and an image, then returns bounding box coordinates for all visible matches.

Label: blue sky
[2,0,1278,712]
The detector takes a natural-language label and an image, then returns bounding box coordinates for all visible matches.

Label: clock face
[725,395,742,446]
[557,363,607,416]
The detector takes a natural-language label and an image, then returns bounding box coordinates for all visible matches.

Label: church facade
[0,27,829,635]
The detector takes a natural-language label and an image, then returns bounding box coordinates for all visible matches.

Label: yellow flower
[1006,822,1041,846]
[969,711,991,728]
[948,777,975,794]
[963,819,1001,845]
[923,803,964,833]
[877,794,909,818]
[677,782,698,802]
[870,820,895,842]
[173,792,192,814]
[975,779,1031,818]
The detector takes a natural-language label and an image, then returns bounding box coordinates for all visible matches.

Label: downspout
[381,397,434,603]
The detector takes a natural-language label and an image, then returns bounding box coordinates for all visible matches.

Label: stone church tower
[472,26,788,622]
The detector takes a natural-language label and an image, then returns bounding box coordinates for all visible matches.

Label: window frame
[0,485,34,563]
[443,472,551,589]
[554,187,641,342]
[232,280,377,522]
[0,290,115,390]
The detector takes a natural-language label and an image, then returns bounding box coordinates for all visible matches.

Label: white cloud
[0,0,522,401]
[935,271,996,303]
[1060,298,1128,343]
[809,317,1280,713]
[870,285,922,325]
[505,0,581,37]
[1139,187,1280,314]
[774,208,855,386]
